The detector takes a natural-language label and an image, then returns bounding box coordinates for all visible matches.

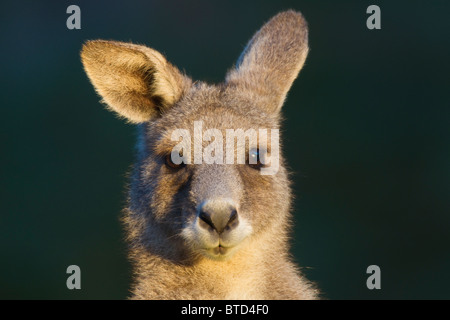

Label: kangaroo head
[81,11,309,262]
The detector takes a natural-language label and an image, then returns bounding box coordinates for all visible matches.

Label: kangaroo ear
[81,40,191,123]
[226,10,309,113]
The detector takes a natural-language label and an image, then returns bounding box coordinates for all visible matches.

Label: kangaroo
[81,10,319,299]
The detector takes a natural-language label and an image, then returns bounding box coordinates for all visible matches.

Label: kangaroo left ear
[81,40,192,123]
[226,10,309,113]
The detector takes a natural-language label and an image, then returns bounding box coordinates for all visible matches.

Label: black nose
[198,199,239,234]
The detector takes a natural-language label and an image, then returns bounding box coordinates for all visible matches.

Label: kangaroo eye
[165,152,185,169]
[248,149,264,170]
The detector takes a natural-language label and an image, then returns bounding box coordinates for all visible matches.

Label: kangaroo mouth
[214,244,228,255]
[203,244,234,260]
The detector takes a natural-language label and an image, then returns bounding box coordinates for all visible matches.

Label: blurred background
[1,0,449,299]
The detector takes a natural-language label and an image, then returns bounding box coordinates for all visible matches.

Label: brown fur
[81,10,319,299]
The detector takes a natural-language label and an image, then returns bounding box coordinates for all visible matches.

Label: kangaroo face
[137,85,290,260]
[81,11,309,262]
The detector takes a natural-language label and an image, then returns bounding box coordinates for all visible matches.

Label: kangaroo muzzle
[198,198,239,235]
[181,165,252,260]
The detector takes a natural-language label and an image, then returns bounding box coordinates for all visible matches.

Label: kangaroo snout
[192,197,250,260]
[198,199,239,234]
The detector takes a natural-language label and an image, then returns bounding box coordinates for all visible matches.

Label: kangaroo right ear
[81,40,191,123]
[226,10,309,114]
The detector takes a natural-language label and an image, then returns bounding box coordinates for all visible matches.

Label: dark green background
[1,0,449,299]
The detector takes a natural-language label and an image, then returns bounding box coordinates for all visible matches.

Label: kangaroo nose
[198,199,239,234]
